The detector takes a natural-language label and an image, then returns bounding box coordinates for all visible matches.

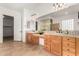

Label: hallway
[0,41,52,56]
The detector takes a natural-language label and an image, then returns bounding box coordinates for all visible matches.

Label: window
[62,19,74,31]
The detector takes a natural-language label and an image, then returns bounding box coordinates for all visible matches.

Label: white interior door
[14,15,22,41]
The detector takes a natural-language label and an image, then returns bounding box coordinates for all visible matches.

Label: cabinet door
[34,35,39,44]
[76,38,79,56]
[44,35,51,52]
[44,43,51,52]
[27,33,32,43]
[31,35,39,44]
[51,35,62,56]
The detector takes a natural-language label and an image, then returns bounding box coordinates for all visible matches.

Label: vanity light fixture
[31,13,37,16]
[53,3,64,10]
[31,13,37,21]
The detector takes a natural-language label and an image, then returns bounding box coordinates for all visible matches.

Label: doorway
[3,15,14,42]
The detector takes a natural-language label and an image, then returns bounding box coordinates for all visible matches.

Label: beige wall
[0,6,21,43]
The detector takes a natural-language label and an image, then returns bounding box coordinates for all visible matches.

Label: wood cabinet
[44,35,62,56]
[44,35,51,52]
[62,36,76,56]
[51,35,62,56]
[76,38,79,56]
[31,34,39,44]
[27,33,79,56]
[26,33,32,43]
[26,33,39,45]
[44,34,79,56]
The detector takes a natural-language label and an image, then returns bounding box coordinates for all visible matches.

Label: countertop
[27,31,79,38]
[44,32,79,38]
[32,34,44,38]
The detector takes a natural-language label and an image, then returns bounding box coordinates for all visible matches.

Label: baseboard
[0,40,3,43]
[14,40,22,42]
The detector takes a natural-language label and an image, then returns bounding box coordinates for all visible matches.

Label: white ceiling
[0,3,77,19]
[51,4,79,17]
[37,3,79,20]
[0,3,75,13]
[0,3,41,12]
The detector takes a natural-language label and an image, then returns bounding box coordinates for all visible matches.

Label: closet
[3,15,14,42]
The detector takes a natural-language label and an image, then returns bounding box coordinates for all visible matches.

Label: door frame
[3,15,14,42]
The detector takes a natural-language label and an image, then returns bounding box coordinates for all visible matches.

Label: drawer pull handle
[67,39,69,40]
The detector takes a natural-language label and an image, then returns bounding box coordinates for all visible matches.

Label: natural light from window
[62,19,74,31]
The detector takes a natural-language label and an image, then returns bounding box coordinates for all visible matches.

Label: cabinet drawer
[63,41,75,48]
[63,50,75,56]
[63,36,75,43]
[63,46,75,53]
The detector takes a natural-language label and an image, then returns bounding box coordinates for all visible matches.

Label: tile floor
[0,41,52,56]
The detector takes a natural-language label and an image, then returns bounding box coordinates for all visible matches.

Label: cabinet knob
[67,49,70,51]
[67,44,69,46]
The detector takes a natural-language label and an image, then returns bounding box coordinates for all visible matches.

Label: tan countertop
[32,34,44,38]
[44,32,79,38]
[27,32,79,38]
